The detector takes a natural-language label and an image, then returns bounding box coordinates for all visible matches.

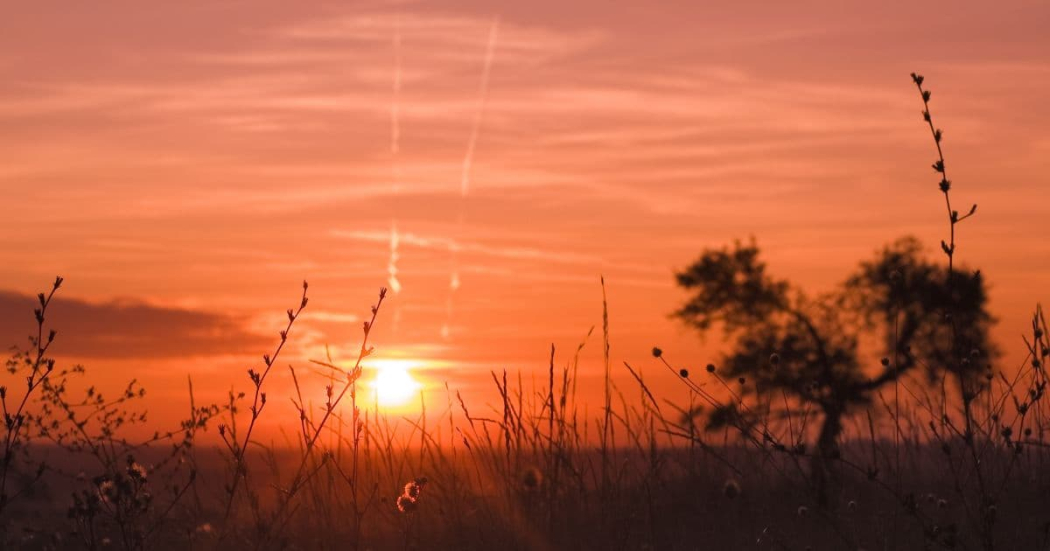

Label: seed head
[98,480,117,503]
[522,466,543,490]
[397,476,427,512]
[127,462,147,481]
[722,479,740,499]
[396,494,417,513]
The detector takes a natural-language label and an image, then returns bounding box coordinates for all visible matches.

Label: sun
[367,359,423,408]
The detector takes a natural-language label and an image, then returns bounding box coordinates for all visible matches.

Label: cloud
[329,227,662,275]
[0,290,270,359]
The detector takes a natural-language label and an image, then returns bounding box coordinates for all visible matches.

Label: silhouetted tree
[673,236,995,502]
[844,237,997,412]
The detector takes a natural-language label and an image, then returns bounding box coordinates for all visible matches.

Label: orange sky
[1,1,1048,431]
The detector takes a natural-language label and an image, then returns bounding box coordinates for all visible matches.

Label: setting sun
[367,359,423,408]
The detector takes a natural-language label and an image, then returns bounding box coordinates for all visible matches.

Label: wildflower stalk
[221,281,309,520]
[0,275,62,516]
[599,276,612,519]
[911,72,984,422]
[265,287,387,541]
[910,73,977,282]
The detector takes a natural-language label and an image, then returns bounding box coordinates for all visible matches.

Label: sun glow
[367,359,423,408]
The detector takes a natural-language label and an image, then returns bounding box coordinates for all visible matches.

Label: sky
[1,1,1048,433]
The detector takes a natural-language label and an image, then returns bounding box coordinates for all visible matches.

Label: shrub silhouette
[672,235,994,502]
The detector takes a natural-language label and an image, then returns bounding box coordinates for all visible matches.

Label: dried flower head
[522,466,543,490]
[722,479,740,499]
[396,494,417,513]
[127,462,147,481]
[397,476,427,513]
[98,479,117,503]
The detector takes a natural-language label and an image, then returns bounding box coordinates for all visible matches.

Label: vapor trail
[459,18,499,198]
[388,16,403,297]
[391,15,402,160]
[443,17,499,340]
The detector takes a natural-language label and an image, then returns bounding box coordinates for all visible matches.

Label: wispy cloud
[331,228,642,268]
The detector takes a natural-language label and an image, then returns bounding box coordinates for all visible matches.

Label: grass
[2,74,1048,550]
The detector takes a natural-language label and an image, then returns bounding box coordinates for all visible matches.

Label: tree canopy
[673,236,996,455]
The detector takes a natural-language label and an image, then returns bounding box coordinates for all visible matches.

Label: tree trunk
[812,403,844,507]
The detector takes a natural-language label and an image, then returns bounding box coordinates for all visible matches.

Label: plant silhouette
[673,235,995,502]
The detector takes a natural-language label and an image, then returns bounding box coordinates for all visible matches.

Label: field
[2,74,1048,551]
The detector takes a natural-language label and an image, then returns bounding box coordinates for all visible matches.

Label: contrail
[459,18,499,198]
[443,17,499,340]
[391,15,402,161]
[388,221,398,295]
[388,15,403,297]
